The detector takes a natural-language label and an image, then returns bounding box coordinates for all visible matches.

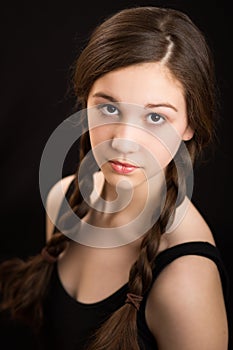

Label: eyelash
[98,103,119,116]
[146,113,165,125]
[97,103,166,125]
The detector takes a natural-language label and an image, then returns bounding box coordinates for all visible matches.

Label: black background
[1,0,232,347]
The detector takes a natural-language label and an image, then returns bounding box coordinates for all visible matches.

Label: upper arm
[146,255,228,350]
[45,174,75,242]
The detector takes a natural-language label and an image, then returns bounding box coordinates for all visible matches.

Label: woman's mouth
[109,160,139,174]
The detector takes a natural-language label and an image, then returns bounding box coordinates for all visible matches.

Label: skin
[46,62,228,349]
[85,62,192,229]
[87,62,193,191]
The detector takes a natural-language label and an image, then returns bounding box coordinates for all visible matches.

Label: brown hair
[0,6,218,349]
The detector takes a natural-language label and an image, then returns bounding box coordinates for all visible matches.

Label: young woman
[0,6,229,350]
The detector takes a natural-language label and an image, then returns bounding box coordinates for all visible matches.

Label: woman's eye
[146,112,165,125]
[99,104,119,115]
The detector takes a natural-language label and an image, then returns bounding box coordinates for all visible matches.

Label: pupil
[151,113,159,121]
[108,105,115,113]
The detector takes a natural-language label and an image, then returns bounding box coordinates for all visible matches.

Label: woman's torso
[40,174,228,349]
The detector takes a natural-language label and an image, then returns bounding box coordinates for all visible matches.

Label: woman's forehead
[88,62,185,111]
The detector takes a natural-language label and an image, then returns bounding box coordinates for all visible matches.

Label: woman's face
[87,62,193,189]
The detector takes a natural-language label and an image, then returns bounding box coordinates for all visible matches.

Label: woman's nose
[111,125,140,153]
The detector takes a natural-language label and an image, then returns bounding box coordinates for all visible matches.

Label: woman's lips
[109,160,139,174]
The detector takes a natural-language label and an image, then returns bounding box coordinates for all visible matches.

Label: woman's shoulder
[145,246,228,349]
[145,199,228,349]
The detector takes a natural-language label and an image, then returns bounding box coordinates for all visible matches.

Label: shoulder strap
[153,241,229,301]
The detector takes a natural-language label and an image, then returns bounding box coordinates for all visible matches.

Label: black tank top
[40,241,228,350]
[40,179,228,350]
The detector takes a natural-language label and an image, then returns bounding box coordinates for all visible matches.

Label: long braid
[85,159,183,350]
[0,232,69,331]
[0,131,97,331]
[58,132,96,230]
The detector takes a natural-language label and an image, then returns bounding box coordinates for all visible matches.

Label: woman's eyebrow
[92,92,118,102]
[92,92,178,112]
[146,103,178,112]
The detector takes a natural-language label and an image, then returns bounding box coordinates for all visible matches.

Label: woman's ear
[182,125,194,141]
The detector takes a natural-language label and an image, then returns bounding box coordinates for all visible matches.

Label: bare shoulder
[45,174,75,241]
[145,253,228,349]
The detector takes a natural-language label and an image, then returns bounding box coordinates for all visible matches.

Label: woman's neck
[86,171,165,230]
